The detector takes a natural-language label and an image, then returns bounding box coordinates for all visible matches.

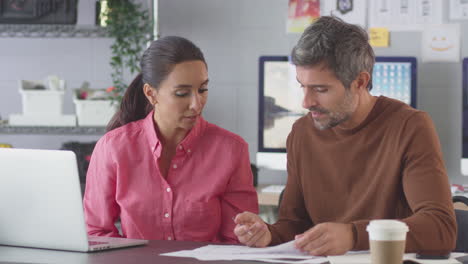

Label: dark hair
[291,16,375,90]
[107,36,207,131]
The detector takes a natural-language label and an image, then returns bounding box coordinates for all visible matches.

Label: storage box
[74,98,118,126]
[19,89,65,116]
[8,78,75,126]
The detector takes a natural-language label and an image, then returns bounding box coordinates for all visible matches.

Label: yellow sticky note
[369,28,389,47]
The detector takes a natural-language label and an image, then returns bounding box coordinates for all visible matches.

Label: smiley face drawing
[429,35,454,52]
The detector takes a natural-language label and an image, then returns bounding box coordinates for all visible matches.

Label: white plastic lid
[366,220,409,241]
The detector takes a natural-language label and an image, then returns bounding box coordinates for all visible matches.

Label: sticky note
[369,27,389,47]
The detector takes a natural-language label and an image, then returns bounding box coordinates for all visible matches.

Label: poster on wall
[368,0,444,31]
[449,0,468,20]
[287,0,320,33]
[421,24,461,62]
[321,0,367,28]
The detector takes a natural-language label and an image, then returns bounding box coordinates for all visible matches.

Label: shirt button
[178,146,183,150]
[164,213,170,218]
[187,149,191,153]
[173,164,178,169]
[168,236,172,240]
[166,187,171,192]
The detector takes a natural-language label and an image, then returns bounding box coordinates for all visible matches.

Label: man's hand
[233,212,272,247]
[294,223,354,256]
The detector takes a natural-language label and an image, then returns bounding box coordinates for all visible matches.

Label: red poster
[287,0,320,33]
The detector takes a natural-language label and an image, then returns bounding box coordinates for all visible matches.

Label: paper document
[369,28,390,47]
[161,240,328,263]
[162,241,467,264]
[368,0,444,31]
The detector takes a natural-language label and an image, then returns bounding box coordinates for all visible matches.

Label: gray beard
[311,90,355,130]
[313,111,351,130]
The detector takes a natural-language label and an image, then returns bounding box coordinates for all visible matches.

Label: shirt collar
[142,111,162,157]
[178,115,206,155]
[142,111,206,157]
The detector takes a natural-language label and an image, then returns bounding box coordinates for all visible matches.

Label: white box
[9,114,76,127]
[74,98,118,126]
[19,89,65,116]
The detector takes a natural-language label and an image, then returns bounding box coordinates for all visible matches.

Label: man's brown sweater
[269,96,456,254]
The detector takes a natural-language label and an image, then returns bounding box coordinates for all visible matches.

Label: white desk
[256,185,284,206]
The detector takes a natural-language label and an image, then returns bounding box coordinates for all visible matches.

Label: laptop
[0,148,148,252]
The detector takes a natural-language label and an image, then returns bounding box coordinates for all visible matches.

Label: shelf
[0,124,106,135]
[0,24,108,38]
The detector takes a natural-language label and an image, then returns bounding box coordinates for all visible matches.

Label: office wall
[158,0,468,184]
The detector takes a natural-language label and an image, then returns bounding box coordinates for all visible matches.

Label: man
[234,16,456,256]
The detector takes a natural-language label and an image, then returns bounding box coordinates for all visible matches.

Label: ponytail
[106,73,153,131]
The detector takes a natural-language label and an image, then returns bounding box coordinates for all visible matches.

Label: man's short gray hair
[291,16,375,90]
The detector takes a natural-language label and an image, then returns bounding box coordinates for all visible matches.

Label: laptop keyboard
[89,240,109,246]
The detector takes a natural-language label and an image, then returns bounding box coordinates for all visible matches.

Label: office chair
[454,196,468,252]
[454,196,468,211]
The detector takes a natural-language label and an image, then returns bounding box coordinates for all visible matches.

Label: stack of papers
[162,240,467,264]
[161,240,328,263]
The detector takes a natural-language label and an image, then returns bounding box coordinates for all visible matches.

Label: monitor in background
[256,56,418,171]
[461,58,468,175]
[371,57,417,108]
[257,56,303,171]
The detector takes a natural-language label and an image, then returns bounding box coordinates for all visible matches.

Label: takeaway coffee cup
[366,220,409,264]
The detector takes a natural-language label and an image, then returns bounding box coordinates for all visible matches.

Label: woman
[83,36,258,243]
